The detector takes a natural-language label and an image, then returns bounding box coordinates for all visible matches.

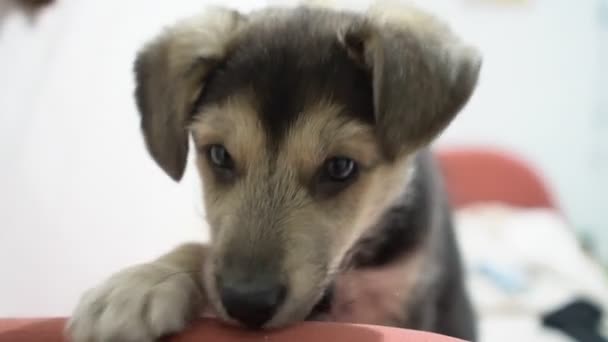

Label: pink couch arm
[0,318,466,342]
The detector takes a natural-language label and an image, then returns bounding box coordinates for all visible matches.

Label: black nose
[219,278,287,329]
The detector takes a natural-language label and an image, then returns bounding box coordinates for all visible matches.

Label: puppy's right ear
[134,8,246,181]
[338,4,481,159]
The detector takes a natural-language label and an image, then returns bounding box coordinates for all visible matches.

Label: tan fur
[282,101,382,176]
[367,1,452,33]
[190,94,265,173]
[366,1,480,87]
[188,97,417,327]
[190,94,267,233]
[66,243,208,341]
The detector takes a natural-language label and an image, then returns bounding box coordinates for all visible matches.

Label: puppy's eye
[208,144,234,170]
[325,157,358,181]
[314,156,359,197]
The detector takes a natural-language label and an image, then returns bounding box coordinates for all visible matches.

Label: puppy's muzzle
[218,275,287,328]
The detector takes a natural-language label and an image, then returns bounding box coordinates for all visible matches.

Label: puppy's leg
[435,208,477,342]
[436,281,477,341]
[67,243,208,342]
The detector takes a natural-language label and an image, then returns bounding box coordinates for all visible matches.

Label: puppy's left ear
[339,5,482,157]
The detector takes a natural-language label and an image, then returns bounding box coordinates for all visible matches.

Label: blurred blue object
[476,261,529,294]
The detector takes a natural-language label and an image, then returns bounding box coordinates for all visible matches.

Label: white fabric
[455,205,608,342]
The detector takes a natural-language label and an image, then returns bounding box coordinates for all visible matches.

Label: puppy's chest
[324,259,422,326]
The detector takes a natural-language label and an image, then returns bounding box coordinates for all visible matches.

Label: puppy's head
[134,4,480,329]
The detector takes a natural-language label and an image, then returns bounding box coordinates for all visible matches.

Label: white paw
[67,263,203,342]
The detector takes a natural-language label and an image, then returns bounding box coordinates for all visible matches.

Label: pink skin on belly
[327,257,421,325]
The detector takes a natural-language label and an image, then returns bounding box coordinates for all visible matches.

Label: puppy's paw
[67,263,204,342]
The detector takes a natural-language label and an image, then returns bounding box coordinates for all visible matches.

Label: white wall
[426,0,607,262]
[0,0,267,317]
[0,0,605,316]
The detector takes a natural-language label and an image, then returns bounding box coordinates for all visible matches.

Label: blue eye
[325,157,357,181]
[208,144,234,170]
[313,156,359,197]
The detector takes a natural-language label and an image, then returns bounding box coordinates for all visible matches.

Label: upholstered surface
[0,318,465,342]
[437,148,556,210]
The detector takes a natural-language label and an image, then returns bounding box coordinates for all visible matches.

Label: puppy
[67,3,481,342]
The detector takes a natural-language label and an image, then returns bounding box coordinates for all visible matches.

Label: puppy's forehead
[198,7,375,145]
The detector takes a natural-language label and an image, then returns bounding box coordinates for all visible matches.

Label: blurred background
[0,0,606,341]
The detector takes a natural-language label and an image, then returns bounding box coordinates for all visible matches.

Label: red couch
[0,318,464,342]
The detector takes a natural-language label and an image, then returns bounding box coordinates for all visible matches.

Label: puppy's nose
[219,278,286,329]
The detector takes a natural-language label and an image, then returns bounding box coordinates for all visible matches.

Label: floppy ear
[339,4,482,158]
[134,8,246,181]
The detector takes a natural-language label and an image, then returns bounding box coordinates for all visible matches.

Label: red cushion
[0,318,466,342]
[437,147,557,210]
